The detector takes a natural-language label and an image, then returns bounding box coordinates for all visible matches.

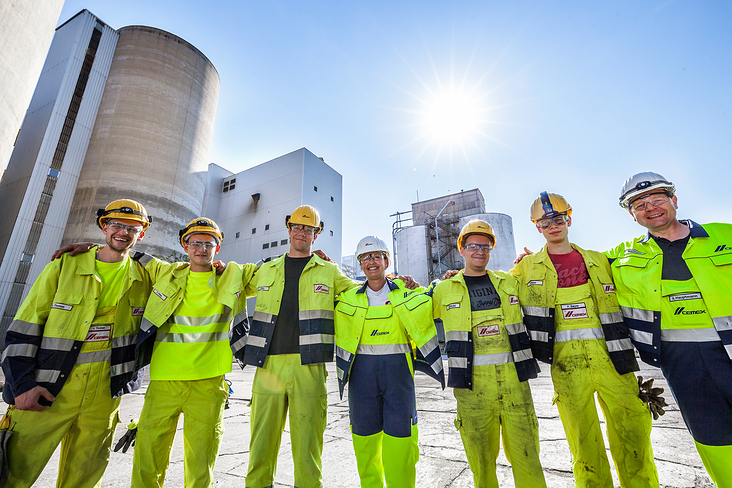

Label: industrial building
[0,9,221,339]
[202,148,343,267]
[0,0,65,174]
[393,189,517,286]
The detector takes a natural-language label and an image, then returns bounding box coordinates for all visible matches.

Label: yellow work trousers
[4,361,120,488]
[131,376,228,488]
[551,339,657,488]
[453,363,546,488]
[245,354,328,488]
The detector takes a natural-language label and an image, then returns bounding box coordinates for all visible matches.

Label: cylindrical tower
[0,0,65,174]
[63,25,220,258]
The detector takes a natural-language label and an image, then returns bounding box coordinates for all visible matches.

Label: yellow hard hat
[96,199,151,230]
[457,220,496,250]
[179,218,223,248]
[285,205,324,234]
[530,192,572,222]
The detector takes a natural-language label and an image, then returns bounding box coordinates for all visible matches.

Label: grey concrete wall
[412,188,485,225]
[0,0,65,175]
[63,25,220,259]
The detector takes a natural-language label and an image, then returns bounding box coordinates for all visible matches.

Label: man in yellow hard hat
[128,218,257,487]
[0,199,153,488]
[235,204,358,488]
[430,219,546,488]
[609,172,732,487]
[511,192,657,487]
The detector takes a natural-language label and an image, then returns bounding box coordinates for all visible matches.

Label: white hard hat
[619,172,675,209]
[355,236,390,261]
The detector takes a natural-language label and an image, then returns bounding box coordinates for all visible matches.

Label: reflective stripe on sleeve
[34,369,60,383]
[110,360,134,376]
[8,320,43,337]
[40,337,74,351]
[606,338,634,352]
[77,350,112,364]
[253,311,275,323]
[449,357,467,369]
[599,312,624,325]
[445,330,469,342]
[299,309,334,321]
[336,346,352,362]
[1,343,38,362]
[247,335,267,348]
[529,330,549,342]
[521,305,551,317]
[628,328,654,346]
[713,316,732,331]
[504,322,527,335]
[621,306,655,323]
[300,333,335,346]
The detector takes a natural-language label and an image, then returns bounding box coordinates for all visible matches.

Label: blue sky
[59,0,732,264]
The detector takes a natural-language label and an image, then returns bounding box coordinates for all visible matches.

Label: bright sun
[422,89,483,146]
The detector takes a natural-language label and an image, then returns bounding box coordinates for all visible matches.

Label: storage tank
[62,25,220,258]
[0,0,65,174]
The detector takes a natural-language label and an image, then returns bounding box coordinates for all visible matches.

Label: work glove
[114,419,138,453]
[637,376,668,420]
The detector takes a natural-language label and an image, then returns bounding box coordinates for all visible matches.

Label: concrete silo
[63,25,220,258]
[0,0,65,174]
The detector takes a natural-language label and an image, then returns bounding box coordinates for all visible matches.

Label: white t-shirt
[366,282,391,306]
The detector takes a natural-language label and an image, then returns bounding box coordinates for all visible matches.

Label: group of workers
[0,170,730,488]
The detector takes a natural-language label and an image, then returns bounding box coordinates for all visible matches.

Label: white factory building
[202,148,343,267]
[0,8,344,344]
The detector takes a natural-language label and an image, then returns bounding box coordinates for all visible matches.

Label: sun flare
[422,89,483,146]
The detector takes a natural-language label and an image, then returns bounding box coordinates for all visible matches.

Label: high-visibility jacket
[1,249,151,404]
[133,253,257,372]
[334,279,444,396]
[606,220,732,366]
[236,253,357,367]
[430,270,538,389]
[510,243,639,375]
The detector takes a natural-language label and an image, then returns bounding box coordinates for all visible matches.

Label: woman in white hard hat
[334,236,444,488]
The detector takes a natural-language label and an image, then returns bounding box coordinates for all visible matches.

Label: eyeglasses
[290,225,316,236]
[107,221,143,235]
[630,194,670,212]
[536,215,568,229]
[188,241,216,251]
[359,253,384,263]
[463,243,493,253]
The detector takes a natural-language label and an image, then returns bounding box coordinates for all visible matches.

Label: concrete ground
[14,362,713,487]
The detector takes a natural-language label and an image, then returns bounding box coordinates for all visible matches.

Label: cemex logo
[370,330,389,336]
[674,307,707,316]
[715,245,732,253]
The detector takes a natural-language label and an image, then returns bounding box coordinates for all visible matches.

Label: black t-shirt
[463,274,501,311]
[652,234,692,281]
[269,255,312,355]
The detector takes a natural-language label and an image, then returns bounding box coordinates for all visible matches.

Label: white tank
[62,25,220,258]
[395,225,430,287]
[0,0,64,174]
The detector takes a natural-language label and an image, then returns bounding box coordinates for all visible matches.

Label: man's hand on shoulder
[441,269,460,280]
[313,249,333,263]
[51,242,96,261]
[14,386,55,411]
[396,275,419,289]
[513,247,534,265]
[213,260,227,275]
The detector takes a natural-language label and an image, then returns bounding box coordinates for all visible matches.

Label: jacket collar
[356,277,399,294]
[639,219,708,243]
[536,242,598,268]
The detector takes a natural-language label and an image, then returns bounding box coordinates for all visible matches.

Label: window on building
[265,224,269,230]
[223,178,236,192]
[252,228,256,234]
[281,239,288,245]
[236,232,240,238]
[330,230,334,236]
[314,186,318,192]
[330,196,334,202]
[271,241,277,247]
[263,243,269,249]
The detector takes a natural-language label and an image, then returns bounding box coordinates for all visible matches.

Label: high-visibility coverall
[608,220,732,487]
[431,270,546,488]
[511,243,657,487]
[232,253,356,488]
[0,249,150,488]
[334,279,444,488]
[130,255,256,488]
